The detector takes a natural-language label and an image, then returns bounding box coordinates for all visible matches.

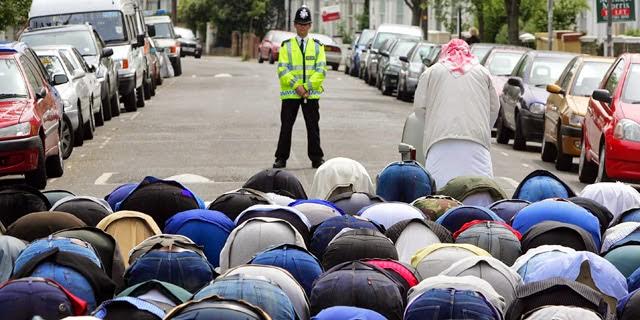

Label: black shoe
[273,159,286,168]
[312,159,325,169]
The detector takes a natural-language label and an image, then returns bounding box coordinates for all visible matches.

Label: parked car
[145,15,182,77]
[148,37,162,87]
[480,46,530,97]
[542,55,614,171]
[310,33,341,71]
[344,33,359,75]
[34,46,102,158]
[579,53,640,183]
[378,38,418,95]
[397,42,441,101]
[28,0,149,112]
[174,26,202,59]
[496,50,577,150]
[365,24,424,86]
[0,42,65,189]
[374,38,398,90]
[258,30,295,64]
[359,38,373,80]
[347,29,374,77]
[20,24,118,125]
[470,43,499,62]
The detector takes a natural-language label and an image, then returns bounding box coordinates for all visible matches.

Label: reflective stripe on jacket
[278,37,326,100]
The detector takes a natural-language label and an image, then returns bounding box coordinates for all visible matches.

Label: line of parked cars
[394,38,640,185]
[257,30,343,70]
[0,0,197,189]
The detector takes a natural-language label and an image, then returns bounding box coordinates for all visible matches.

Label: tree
[522,0,589,32]
[504,0,521,45]
[0,0,31,31]
[403,0,429,37]
[357,0,370,30]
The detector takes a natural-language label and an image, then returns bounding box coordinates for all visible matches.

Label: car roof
[32,45,76,52]
[376,24,423,37]
[145,15,173,24]
[487,45,530,53]
[0,41,30,55]
[529,50,577,58]
[621,53,640,63]
[29,0,137,17]
[25,24,93,34]
[580,55,616,63]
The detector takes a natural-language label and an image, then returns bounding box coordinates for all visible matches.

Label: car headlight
[614,119,640,142]
[115,59,129,70]
[568,113,584,127]
[0,122,31,138]
[529,102,545,114]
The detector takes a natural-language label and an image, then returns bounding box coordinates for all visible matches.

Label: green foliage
[358,0,370,30]
[337,22,352,44]
[625,29,640,37]
[481,0,507,42]
[521,0,589,33]
[495,24,509,44]
[0,0,32,31]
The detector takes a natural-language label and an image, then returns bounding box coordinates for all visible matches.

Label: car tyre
[258,53,264,63]
[540,131,556,162]
[74,105,84,147]
[578,139,597,183]
[596,143,611,183]
[123,90,137,112]
[555,130,573,171]
[101,94,112,122]
[381,76,392,96]
[25,140,47,190]
[60,116,74,159]
[84,100,95,140]
[94,99,105,127]
[143,73,152,100]
[174,58,183,76]
[513,113,527,151]
[269,51,275,64]
[110,87,120,117]
[331,63,338,71]
[195,52,202,59]
[46,138,64,178]
[150,76,156,96]
[136,86,145,108]
[495,110,512,144]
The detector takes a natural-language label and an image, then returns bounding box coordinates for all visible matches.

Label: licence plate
[183,47,194,52]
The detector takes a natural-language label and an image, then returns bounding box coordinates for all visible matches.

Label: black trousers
[275,99,324,161]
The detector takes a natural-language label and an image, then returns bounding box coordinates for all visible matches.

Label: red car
[258,30,295,64]
[579,53,640,183]
[0,42,65,189]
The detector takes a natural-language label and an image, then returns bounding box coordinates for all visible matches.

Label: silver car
[310,33,342,71]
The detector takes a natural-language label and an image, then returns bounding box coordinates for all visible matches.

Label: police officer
[273,6,326,169]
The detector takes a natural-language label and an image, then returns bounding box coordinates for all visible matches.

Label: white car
[34,45,101,159]
[310,33,342,71]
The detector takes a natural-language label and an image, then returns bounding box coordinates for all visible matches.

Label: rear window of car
[471,46,491,61]
[0,59,29,97]
[272,32,294,44]
[571,61,611,97]
[357,30,375,46]
[623,64,640,103]
[391,41,417,57]
[38,55,66,77]
[528,56,573,87]
[486,51,524,76]
[21,31,97,56]
[310,34,336,46]
[153,23,175,38]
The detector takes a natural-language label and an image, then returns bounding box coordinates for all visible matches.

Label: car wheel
[110,86,120,117]
[555,129,573,171]
[123,89,137,112]
[258,52,264,63]
[84,100,95,140]
[195,52,202,59]
[495,109,512,144]
[150,76,156,97]
[60,116,74,159]
[513,113,527,151]
[174,58,183,76]
[94,98,105,127]
[540,128,556,162]
[381,76,392,96]
[24,140,47,190]
[331,63,338,71]
[396,79,404,100]
[596,143,611,183]
[269,51,275,64]
[156,72,163,86]
[74,104,84,147]
[578,139,597,183]
[46,136,64,178]
[344,64,349,74]
[143,72,152,100]
[136,86,145,108]
[101,94,112,122]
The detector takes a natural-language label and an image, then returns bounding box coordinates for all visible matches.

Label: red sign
[321,5,341,22]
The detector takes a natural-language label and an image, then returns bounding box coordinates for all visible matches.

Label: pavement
[40,56,588,201]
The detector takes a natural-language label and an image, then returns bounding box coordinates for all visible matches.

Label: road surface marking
[500,151,509,157]
[49,178,57,184]
[130,112,140,121]
[214,73,232,78]
[192,75,197,78]
[94,172,115,185]
[165,173,213,184]
[99,137,112,149]
[80,154,86,158]
[498,176,520,189]
[522,163,530,168]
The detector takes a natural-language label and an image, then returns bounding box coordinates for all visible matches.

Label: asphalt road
[42,56,587,202]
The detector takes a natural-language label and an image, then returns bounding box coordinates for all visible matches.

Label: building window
[396,0,404,23]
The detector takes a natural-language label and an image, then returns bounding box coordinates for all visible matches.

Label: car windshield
[391,41,417,57]
[29,11,126,44]
[357,30,375,46]
[471,46,492,61]
[310,34,336,45]
[0,59,29,98]
[528,56,573,86]
[623,64,640,103]
[412,45,434,63]
[571,61,611,96]
[175,27,195,40]
[21,31,97,56]
[373,32,420,50]
[38,55,66,77]
[153,23,174,38]
[272,32,294,43]
[487,51,524,76]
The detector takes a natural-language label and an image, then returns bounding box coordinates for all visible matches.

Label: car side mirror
[52,74,68,85]
[147,25,156,38]
[88,64,96,73]
[399,56,409,63]
[379,51,389,57]
[370,48,379,55]
[36,87,47,99]
[507,77,523,87]
[101,48,114,58]
[136,34,145,47]
[176,34,182,39]
[422,57,433,66]
[592,89,612,104]
[546,84,566,95]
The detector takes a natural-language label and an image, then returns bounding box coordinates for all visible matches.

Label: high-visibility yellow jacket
[277,37,327,100]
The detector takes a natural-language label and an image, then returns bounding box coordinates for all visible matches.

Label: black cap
[294,6,312,24]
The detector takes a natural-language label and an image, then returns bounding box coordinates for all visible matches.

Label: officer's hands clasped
[295,85,309,98]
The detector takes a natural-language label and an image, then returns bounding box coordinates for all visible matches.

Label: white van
[29,0,148,112]
[365,24,423,86]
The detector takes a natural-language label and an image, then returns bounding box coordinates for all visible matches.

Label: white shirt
[296,35,310,52]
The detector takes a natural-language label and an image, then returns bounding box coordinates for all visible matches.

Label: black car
[174,26,202,59]
[378,39,419,96]
[397,42,441,101]
[375,39,398,90]
[496,50,577,150]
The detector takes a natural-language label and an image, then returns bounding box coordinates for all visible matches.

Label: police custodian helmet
[294,6,312,24]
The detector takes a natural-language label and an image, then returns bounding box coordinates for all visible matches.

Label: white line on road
[99,137,112,149]
[80,154,86,158]
[522,163,530,168]
[500,151,509,157]
[49,178,57,184]
[130,112,140,121]
[497,176,520,189]
[94,172,116,185]
[214,73,232,78]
